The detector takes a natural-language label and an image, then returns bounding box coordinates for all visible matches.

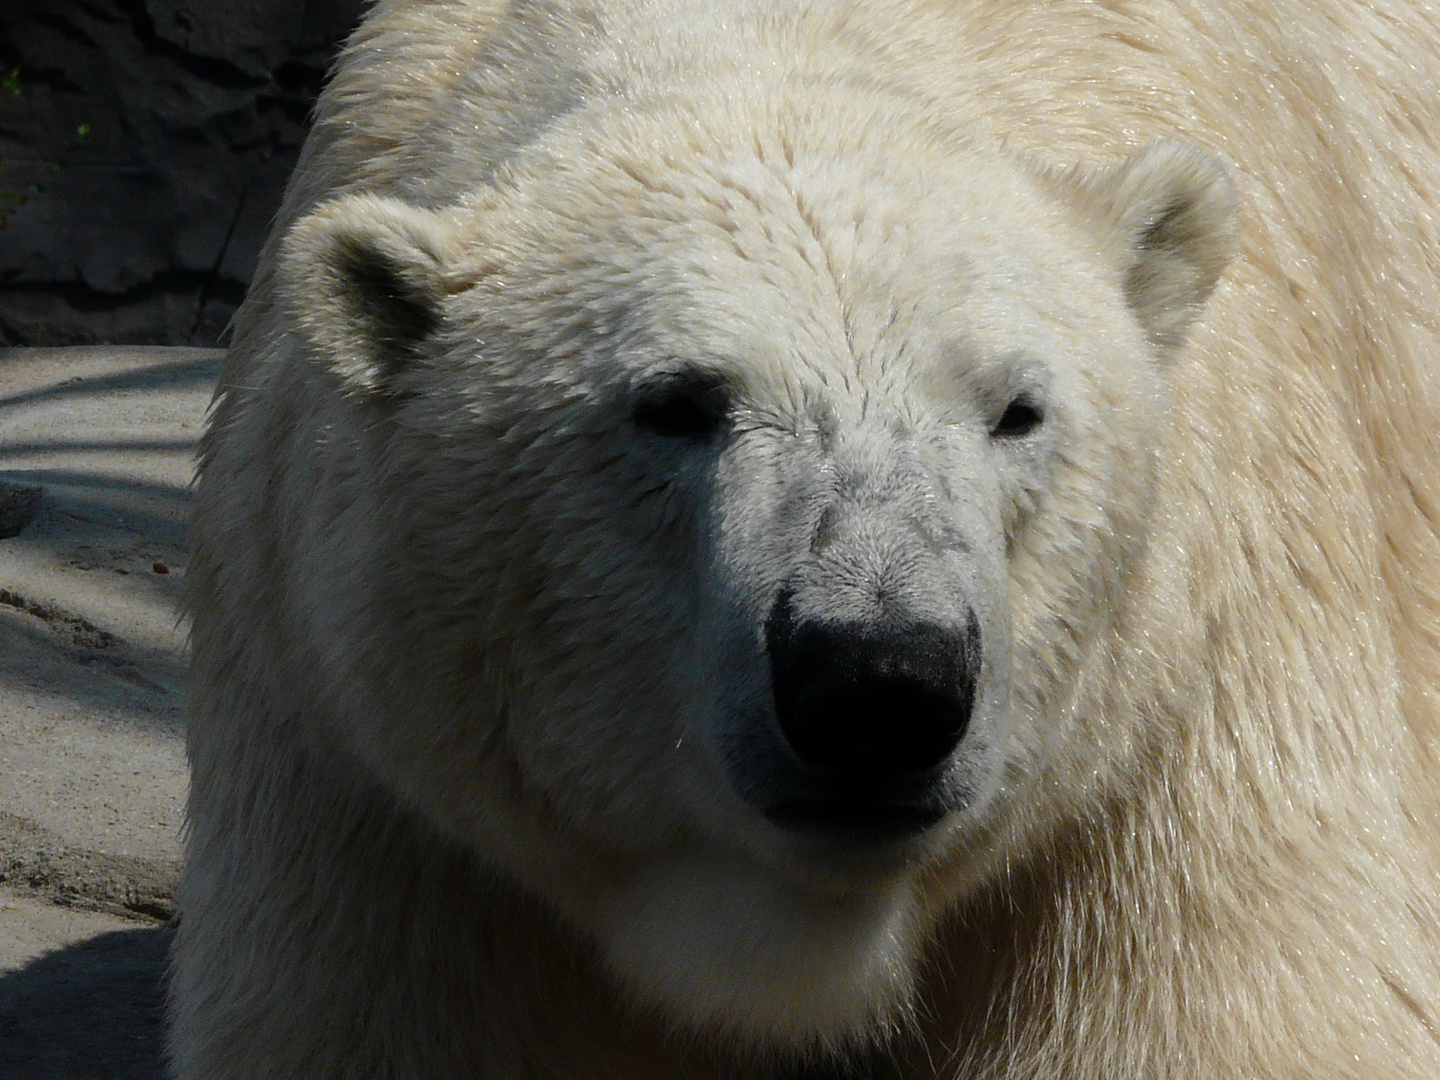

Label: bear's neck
[190,728,915,1077]
[189,722,1321,1079]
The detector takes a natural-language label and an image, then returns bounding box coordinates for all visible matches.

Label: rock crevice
[0,0,365,345]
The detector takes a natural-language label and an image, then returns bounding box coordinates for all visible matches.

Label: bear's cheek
[990,387,1167,804]
[297,405,717,852]
[476,441,759,843]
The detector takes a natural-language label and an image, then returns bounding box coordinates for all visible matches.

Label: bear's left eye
[633,370,730,442]
[990,396,1045,440]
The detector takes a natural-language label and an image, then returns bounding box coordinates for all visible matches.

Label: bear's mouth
[763,798,947,838]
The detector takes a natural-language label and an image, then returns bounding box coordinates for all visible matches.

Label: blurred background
[0,0,368,348]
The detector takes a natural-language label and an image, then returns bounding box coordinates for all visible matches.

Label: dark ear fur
[279,193,463,395]
[1074,141,1239,352]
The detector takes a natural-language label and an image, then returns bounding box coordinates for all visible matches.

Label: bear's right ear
[278,193,464,396]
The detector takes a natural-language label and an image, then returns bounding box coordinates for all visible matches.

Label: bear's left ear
[279,192,465,397]
[1073,141,1238,353]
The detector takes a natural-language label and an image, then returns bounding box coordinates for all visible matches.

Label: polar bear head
[278,97,1235,1054]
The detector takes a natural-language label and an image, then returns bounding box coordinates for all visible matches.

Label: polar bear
[171,1,1440,1077]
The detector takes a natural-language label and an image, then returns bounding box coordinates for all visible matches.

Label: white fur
[172,2,1440,1077]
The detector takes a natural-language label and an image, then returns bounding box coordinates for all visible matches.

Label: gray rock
[0,482,41,540]
[145,0,306,78]
[0,0,366,346]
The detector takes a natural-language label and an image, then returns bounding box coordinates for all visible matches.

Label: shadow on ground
[0,923,171,1079]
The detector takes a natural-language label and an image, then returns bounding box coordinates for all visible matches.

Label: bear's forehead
[453,132,1116,394]
[471,90,1088,279]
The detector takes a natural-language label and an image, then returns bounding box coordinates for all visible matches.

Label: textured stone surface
[0,480,42,539]
[0,346,210,1079]
[0,346,220,921]
[0,1,365,346]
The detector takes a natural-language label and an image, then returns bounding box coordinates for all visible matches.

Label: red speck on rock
[153,562,169,575]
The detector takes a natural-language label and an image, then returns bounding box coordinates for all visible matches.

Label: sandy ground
[0,346,220,1079]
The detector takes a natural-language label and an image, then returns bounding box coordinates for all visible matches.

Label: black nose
[767,601,981,782]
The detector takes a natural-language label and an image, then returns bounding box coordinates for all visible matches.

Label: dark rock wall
[0,1,366,346]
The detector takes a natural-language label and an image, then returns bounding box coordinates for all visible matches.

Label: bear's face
[280,104,1234,1049]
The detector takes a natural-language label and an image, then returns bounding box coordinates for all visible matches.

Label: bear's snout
[762,593,982,836]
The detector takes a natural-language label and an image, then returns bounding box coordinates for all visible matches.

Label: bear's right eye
[633,371,730,441]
